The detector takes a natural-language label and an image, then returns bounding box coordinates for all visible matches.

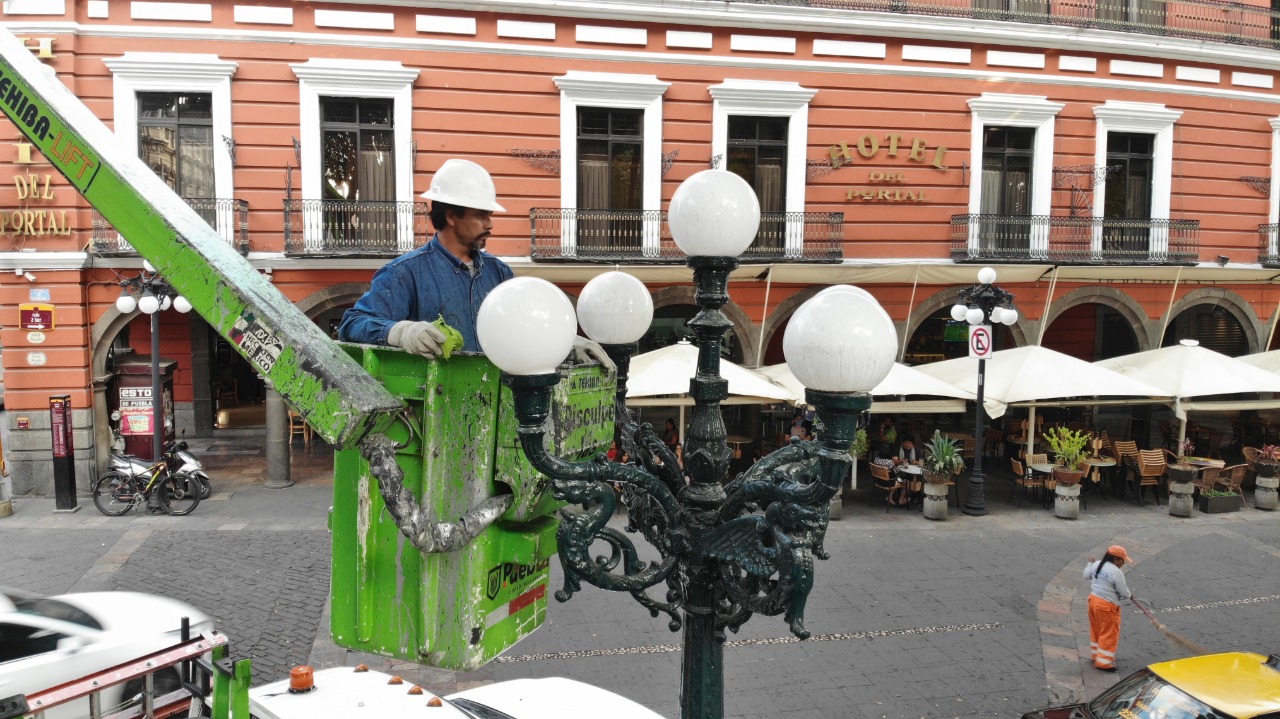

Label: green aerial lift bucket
[330,347,613,670]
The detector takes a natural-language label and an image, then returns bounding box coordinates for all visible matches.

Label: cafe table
[1083,456,1118,497]
[725,435,753,460]
[1028,462,1057,508]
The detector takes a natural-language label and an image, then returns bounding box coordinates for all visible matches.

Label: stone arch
[1161,287,1265,354]
[650,285,755,364]
[758,286,825,364]
[89,307,146,479]
[1042,286,1154,351]
[295,282,369,320]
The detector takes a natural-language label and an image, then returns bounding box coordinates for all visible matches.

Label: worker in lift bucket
[339,159,611,368]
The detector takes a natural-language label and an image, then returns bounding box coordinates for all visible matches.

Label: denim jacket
[338,236,513,352]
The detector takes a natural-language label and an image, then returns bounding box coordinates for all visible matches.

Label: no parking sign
[969,325,993,359]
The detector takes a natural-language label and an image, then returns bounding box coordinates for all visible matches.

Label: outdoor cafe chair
[1132,449,1167,506]
[1214,464,1249,506]
[1008,457,1043,506]
[869,462,897,512]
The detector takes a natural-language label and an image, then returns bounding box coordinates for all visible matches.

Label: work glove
[388,321,447,359]
[572,335,616,373]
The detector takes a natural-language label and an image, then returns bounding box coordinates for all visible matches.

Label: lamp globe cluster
[668,170,761,258]
[477,277,579,376]
[577,271,653,346]
[784,285,897,393]
[950,267,1018,326]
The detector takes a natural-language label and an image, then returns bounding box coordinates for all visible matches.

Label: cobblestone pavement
[2,443,1279,718]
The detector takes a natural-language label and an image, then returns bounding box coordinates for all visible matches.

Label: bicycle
[92,441,202,516]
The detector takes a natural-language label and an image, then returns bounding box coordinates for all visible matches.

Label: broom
[1130,596,1211,655]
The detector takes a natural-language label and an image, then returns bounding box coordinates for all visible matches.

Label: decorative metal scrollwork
[222,135,236,167]
[510,148,561,175]
[662,149,679,177]
[806,157,851,181]
[1241,175,1271,196]
[1053,164,1121,217]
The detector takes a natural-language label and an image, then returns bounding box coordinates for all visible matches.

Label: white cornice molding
[102,52,237,79]
[553,70,671,104]
[9,3,1280,72]
[708,78,817,111]
[0,252,90,270]
[1093,99,1184,129]
[968,93,1066,124]
[290,58,420,90]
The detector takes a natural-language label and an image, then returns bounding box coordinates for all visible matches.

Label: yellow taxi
[1023,652,1280,719]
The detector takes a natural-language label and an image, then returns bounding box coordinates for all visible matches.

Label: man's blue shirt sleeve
[338,261,414,345]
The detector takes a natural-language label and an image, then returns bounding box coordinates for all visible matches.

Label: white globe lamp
[989,307,1005,324]
[174,296,193,314]
[977,266,998,285]
[116,291,137,314]
[1001,307,1019,325]
[577,271,654,345]
[668,170,760,258]
[950,303,968,322]
[965,307,985,325]
[783,291,897,393]
[478,277,578,375]
[138,291,160,315]
[159,294,173,312]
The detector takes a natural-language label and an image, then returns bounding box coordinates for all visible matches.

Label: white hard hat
[421,159,506,212]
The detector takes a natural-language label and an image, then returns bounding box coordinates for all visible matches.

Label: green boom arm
[0,29,403,449]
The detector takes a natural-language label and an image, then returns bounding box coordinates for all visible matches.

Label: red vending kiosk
[114,356,176,460]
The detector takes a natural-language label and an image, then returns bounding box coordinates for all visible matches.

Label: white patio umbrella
[760,362,976,406]
[916,345,1169,455]
[626,341,796,442]
[1097,340,1280,450]
[1238,350,1280,375]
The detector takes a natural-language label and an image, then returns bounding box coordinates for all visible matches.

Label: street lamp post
[116,263,193,463]
[476,171,898,719]
[949,266,1017,517]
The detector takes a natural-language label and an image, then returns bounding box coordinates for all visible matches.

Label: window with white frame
[553,71,669,257]
[1093,100,1182,261]
[710,79,816,257]
[966,93,1063,260]
[104,53,237,246]
[291,59,418,253]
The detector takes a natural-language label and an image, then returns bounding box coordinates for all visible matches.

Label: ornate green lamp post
[949,266,1017,516]
[115,262,194,463]
[477,171,897,719]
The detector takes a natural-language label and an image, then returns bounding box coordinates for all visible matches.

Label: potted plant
[1255,445,1280,479]
[920,431,963,521]
[1198,488,1242,514]
[1167,438,1199,483]
[922,430,964,483]
[1043,426,1089,485]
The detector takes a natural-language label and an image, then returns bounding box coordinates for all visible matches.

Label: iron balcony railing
[730,0,1280,50]
[1260,223,1280,267]
[529,208,845,262]
[92,198,249,255]
[283,199,429,257]
[951,214,1200,264]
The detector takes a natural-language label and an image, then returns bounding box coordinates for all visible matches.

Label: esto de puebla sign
[828,134,951,204]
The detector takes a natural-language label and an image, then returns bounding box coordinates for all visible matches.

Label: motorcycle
[109,413,212,500]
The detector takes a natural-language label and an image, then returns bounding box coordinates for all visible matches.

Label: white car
[0,588,214,719]
[250,666,664,719]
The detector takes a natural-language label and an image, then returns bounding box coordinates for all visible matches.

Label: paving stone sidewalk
[2,463,1278,718]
